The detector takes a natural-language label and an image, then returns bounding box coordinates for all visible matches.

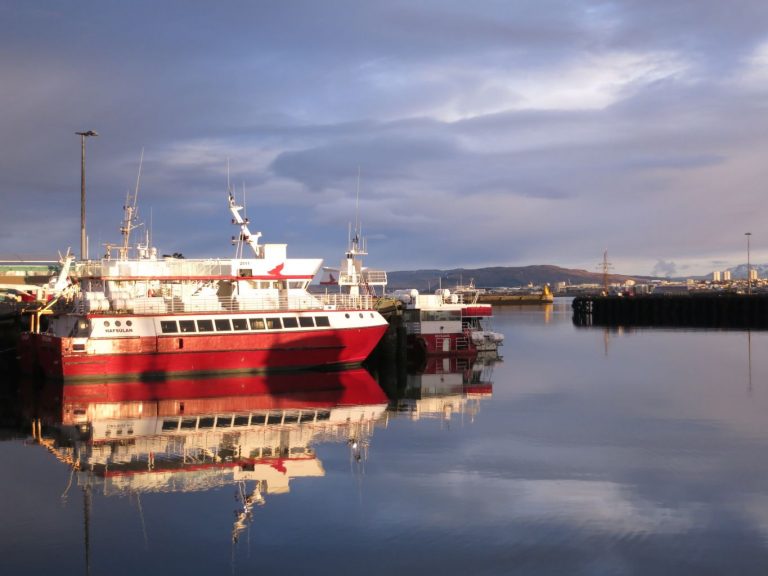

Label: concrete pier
[573,294,768,329]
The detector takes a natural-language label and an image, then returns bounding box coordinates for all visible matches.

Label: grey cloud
[270,134,461,190]
[652,259,678,277]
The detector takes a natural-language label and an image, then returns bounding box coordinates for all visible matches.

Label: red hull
[30,324,387,381]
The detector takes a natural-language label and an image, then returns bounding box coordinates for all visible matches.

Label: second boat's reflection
[390,355,496,422]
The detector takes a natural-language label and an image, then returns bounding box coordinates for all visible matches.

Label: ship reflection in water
[24,369,389,544]
[389,354,496,422]
[19,355,498,558]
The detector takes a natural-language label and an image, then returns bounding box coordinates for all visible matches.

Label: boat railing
[362,270,388,284]
[78,292,378,314]
[79,259,234,279]
[78,259,236,279]
[338,269,388,285]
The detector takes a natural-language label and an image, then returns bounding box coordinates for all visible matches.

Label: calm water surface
[3,301,768,575]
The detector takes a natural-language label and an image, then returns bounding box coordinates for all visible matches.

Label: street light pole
[745,232,752,295]
[76,130,98,261]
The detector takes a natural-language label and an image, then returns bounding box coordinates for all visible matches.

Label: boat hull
[26,324,388,381]
[409,333,478,358]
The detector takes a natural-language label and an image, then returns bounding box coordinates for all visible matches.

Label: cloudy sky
[2,1,768,277]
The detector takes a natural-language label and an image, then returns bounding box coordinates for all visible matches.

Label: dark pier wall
[365,310,408,397]
[572,294,768,329]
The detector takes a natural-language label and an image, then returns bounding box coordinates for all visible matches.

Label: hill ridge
[386,264,651,291]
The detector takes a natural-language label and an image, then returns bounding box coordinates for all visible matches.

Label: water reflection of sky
[4,304,768,574]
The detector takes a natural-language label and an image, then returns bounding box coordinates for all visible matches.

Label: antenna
[133,148,143,211]
[355,166,361,240]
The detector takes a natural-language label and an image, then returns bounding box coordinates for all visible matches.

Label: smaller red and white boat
[318,200,503,358]
[393,286,503,357]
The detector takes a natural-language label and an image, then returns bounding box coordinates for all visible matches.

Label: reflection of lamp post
[76,130,98,260]
[745,232,752,295]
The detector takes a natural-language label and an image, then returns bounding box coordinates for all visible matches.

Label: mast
[229,185,262,259]
[119,149,144,260]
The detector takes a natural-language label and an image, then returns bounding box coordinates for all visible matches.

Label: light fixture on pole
[76,130,98,261]
[745,232,752,295]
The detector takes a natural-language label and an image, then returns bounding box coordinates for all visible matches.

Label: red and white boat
[394,286,503,357]
[20,190,388,380]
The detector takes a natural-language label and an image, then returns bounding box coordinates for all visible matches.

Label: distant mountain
[386,265,651,291]
[723,264,768,279]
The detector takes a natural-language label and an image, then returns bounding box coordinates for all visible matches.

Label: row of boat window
[161,410,332,431]
[159,315,332,334]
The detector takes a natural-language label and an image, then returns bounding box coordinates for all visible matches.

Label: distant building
[652,284,690,295]
[723,270,732,281]
[750,269,759,281]
[712,271,721,282]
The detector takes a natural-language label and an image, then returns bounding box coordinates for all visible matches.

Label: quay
[572,293,768,329]
[476,284,553,305]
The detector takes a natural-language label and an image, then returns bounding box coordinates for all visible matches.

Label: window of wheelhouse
[250,318,266,330]
[288,281,306,289]
[267,413,282,425]
[160,320,178,334]
[298,317,314,328]
[180,418,197,430]
[421,310,461,322]
[282,317,299,328]
[198,417,215,429]
[266,318,282,330]
[232,318,248,331]
[215,318,232,331]
[196,319,214,332]
[179,320,196,333]
[314,316,330,327]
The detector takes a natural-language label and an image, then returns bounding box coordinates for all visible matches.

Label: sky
[1,0,768,277]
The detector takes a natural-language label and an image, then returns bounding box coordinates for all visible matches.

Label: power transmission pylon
[598,250,613,295]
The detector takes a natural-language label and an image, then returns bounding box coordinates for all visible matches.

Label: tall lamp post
[745,232,752,295]
[76,130,98,261]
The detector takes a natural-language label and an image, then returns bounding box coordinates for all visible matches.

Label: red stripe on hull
[33,325,387,380]
[462,306,493,317]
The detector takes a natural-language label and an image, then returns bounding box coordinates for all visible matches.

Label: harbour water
[3,300,768,575]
